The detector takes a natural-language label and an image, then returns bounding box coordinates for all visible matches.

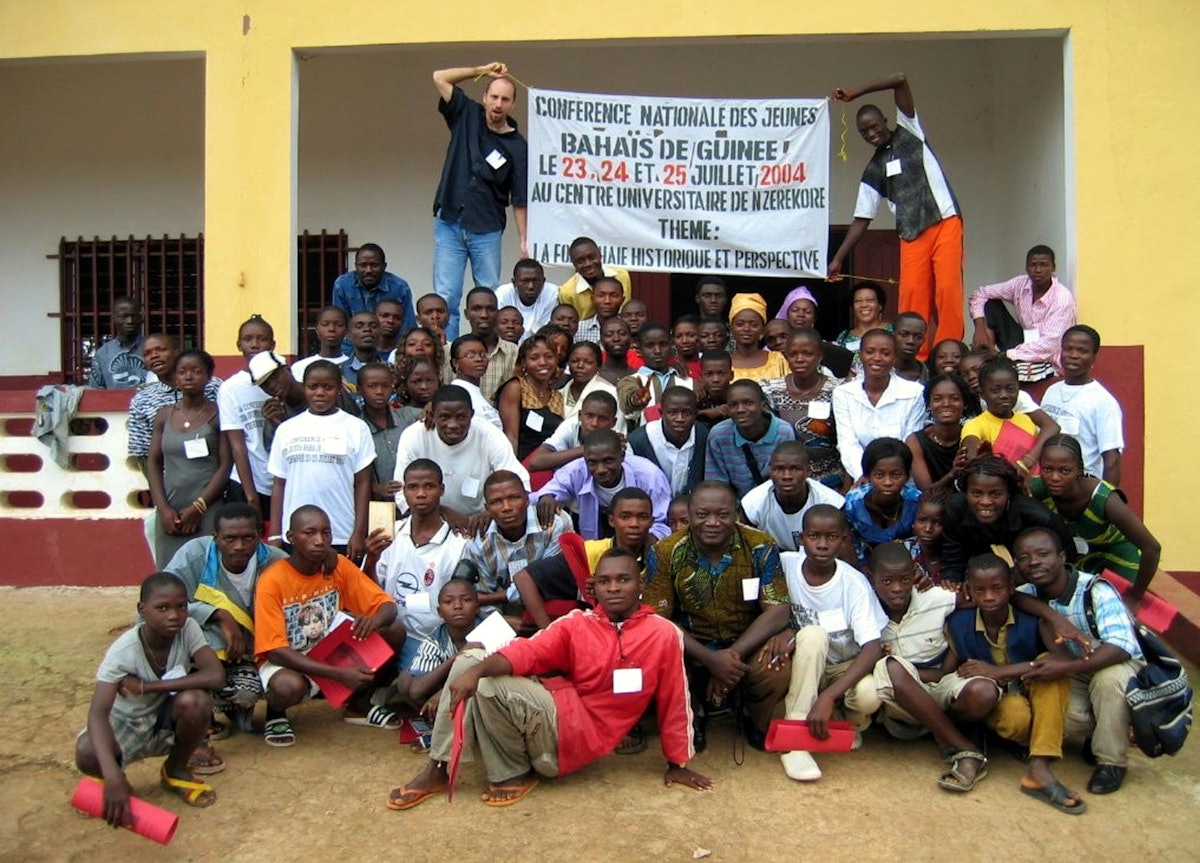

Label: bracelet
[193,497,208,513]
[1015,460,1030,474]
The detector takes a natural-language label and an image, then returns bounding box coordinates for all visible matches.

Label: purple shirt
[537,453,672,540]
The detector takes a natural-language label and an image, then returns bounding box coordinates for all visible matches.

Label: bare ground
[2,585,1198,863]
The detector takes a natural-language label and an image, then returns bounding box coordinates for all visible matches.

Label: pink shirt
[969,275,1076,367]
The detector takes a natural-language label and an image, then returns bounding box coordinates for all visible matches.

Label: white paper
[330,610,354,631]
[613,667,643,694]
[1022,328,1040,344]
[1057,415,1080,435]
[161,665,188,681]
[406,592,432,614]
[485,149,508,169]
[323,435,347,456]
[1073,536,1089,555]
[183,437,209,459]
[817,608,848,633]
[741,577,760,602]
[466,611,517,655]
[806,401,831,420]
[460,476,481,499]
[525,412,545,432]
[885,158,902,177]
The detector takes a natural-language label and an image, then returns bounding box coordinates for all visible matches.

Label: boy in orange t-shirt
[254,505,403,746]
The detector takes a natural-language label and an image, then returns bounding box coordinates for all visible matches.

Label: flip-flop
[481,777,539,807]
[187,746,227,775]
[1020,779,1087,815]
[159,766,216,807]
[263,717,296,747]
[937,750,987,793]
[344,705,402,729]
[385,783,446,811]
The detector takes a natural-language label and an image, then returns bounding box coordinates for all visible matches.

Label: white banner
[527,89,829,277]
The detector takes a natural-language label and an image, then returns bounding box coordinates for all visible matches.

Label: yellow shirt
[975,607,1016,666]
[557,266,632,320]
[730,350,790,383]
[961,409,1037,444]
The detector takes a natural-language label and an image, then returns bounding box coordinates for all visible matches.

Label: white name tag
[323,435,347,456]
[183,438,209,459]
[1022,328,1040,343]
[460,476,481,499]
[525,412,545,432]
[1057,415,1080,436]
[1073,536,1089,555]
[741,578,760,602]
[885,158,902,177]
[806,401,831,420]
[817,608,848,633]
[613,667,643,694]
[406,592,432,614]
[162,665,188,681]
[485,149,507,170]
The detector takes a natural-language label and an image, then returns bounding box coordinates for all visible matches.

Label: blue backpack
[1084,580,1193,757]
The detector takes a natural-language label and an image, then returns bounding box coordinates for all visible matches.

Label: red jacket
[499,604,694,776]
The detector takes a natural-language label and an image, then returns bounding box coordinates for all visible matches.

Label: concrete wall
[0,57,204,376]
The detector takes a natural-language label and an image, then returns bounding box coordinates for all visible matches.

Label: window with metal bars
[52,230,350,383]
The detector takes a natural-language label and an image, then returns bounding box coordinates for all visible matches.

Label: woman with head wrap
[728,293,789,382]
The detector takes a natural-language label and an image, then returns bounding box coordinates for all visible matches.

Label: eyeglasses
[458,351,488,361]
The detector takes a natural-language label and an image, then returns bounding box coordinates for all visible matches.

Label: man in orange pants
[827,73,964,357]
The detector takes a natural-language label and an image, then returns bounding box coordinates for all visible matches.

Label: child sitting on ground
[960,356,1060,475]
[945,554,1083,814]
[76,572,226,821]
[402,578,485,720]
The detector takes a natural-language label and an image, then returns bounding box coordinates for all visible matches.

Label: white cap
[248,351,287,386]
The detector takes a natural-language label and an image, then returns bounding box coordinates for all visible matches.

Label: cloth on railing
[32,385,86,468]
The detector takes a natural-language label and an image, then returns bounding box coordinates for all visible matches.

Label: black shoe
[692,711,708,753]
[1081,736,1097,766]
[743,721,767,752]
[1087,764,1127,794]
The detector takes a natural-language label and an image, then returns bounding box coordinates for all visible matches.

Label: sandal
[344,705,401,729]
[159,766,216,808]
[186,746,227,775]
[1021,779,1087,815]
[208,718,232,742]
[937,750,988,793]
[615,723,647,755]
[480,777,539,807]
[386,782,446,811]
[263,717,296,747]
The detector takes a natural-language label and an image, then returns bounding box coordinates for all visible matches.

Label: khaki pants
[784,626,882,730]
[987,676,1070,760]
[429,649,560,783]
[1064,659,1141,767]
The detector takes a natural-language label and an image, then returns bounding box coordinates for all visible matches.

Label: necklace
[866,495,901,525]
[790,373,824,399]
[927,426,960,447]
[176,402,203,430]
[138,628,169,677]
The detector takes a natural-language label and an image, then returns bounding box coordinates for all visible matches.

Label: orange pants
[899,215,964,358]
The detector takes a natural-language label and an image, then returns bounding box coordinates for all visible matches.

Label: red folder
[765,719,857,753]
[992,420,1037,467]
[305,620,395,709]
[70,777,179,845]
[1100,570,1178,633]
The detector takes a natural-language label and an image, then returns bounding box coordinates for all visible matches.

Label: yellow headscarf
[728,292,768,324]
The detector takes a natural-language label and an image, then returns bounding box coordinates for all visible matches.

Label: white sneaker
[782,750,822,781]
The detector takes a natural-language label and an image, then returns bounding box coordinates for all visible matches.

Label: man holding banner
[431,61,529,340]
[827,73,964,355]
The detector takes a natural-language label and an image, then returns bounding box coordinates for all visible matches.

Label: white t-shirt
[881,586,958,667]
[392,418,529,515]
[740,479,846,552]
[266,409,375,544]
[1040,379,1124,477]
[217,369,274,495]
[97,618,207,722]
[221,554,259,607]
[542,415,581,452]
[644,420,696,496]
[374,519,468,641]
[451,378,502,429]
[780,551,887,665]
[494,281,561,341]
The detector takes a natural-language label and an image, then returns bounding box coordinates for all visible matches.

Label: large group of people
[76,63,1165,830]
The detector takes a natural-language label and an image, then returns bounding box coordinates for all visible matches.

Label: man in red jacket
[386,549,714,809]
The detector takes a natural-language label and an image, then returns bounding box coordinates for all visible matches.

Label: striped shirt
[968,275,1077,367]
[1019,569,1142,660]
[704,414,796,497]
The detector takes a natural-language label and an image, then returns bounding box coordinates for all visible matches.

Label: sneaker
[782,750,822,781]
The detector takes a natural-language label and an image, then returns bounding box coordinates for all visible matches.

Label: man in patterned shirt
[643,482,791,750]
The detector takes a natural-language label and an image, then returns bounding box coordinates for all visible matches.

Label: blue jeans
[432,217,502,340]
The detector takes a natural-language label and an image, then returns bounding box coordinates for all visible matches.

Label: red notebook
[992,420,1038,468]
[447,701,467,802]
[306,619,395,709]
[765,719,857,753]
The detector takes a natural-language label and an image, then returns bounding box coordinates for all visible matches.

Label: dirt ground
[2,585,1199,863]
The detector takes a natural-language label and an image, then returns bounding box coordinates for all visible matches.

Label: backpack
[1084,578,1193,757]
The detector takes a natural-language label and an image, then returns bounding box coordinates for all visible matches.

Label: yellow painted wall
[2,1,1198,568]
